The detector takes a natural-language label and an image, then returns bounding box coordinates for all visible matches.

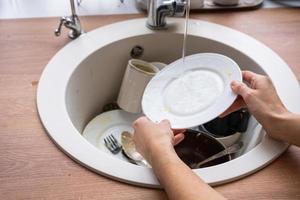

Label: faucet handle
[54,17,67,36]
[54,15,82,39]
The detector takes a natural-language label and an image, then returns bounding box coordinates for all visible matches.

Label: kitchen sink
[37,18,300,187]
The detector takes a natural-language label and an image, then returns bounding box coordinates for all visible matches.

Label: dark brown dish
[175,129,231,169]
[202,108,250,137]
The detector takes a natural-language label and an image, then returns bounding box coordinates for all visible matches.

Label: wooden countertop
[1,8,300,200]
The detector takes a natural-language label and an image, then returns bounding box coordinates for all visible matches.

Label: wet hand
[221,70,288,133]
[133,117,185,164]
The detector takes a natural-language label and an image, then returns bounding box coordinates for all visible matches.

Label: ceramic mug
[117,59,160,113]
[150,62,167,70]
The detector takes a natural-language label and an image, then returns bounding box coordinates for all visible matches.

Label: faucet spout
[147,0,186,30]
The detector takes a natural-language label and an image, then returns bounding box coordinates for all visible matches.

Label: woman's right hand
[221,71,289,136]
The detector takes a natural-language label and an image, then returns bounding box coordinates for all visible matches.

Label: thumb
[160,119,171,129]
[231,81,253,99]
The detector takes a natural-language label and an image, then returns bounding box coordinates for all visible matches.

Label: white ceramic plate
[142,53,242,129]
[82,110,142,160]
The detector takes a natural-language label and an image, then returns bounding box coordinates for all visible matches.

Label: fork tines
[104,134,122,154]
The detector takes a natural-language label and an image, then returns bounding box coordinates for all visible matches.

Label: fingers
[221,70,261,117]
[242,70,257,84]
[133,117,173,131]
[174,133,185,146]
[219,96,246,117]
[132,116,150,128]
[172,129,186,135]
[231,80,254,100]
[224,80,253,117]
[160,119,171,129]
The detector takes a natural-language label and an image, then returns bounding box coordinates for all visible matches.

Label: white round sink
[37,18,300,187]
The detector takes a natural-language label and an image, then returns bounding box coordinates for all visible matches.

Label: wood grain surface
[0,8,300,200]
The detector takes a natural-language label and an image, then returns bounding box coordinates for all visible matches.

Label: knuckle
[161,119,170,124]
[264,76,272,84]
[133,117,143,127]
[250,76,256,85]
[243,90,254,100]
[161,119,171,127]
[132,120,138,128]
[236,84,244,93]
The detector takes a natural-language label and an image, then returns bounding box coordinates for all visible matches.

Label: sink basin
[37,18,300,187]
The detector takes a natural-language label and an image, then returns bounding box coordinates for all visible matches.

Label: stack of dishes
[83,53,244,168]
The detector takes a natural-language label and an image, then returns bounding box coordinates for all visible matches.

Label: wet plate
[142,53,242,129]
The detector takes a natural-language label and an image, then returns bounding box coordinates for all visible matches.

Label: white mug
[117,59,160,113]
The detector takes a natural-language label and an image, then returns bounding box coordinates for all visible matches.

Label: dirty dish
[82,110,142,157]
[191,141,243,168]
[175,129,231,169]
[200,108,249,146]
[121,131,151,167]
[216,132,241,147]
[117,59,159,113]
[199,124,241,147]
[202,108,250,136]
[142,53,242,129]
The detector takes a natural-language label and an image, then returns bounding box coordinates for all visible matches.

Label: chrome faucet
[54,0,83,39]
[146,0,186,30]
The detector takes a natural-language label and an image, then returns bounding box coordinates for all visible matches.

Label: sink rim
[37,18,299,187]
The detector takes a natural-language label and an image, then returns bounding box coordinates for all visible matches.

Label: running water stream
[182,0,191,62]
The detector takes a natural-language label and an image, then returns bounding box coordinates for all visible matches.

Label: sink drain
[130,45,144,58]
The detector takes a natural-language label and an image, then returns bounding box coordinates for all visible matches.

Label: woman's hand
[221,70,289,137]
[133,117,185,165]
[133,117,226,200]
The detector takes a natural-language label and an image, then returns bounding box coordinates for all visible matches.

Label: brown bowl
[174,129,231,169]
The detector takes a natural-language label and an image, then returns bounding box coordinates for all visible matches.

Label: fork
[104,134,122,154]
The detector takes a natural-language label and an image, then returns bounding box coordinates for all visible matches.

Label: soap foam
[163,69,224,115]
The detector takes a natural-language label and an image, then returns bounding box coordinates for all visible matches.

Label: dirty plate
[175,129,231,169]
[82,110,142,157]
[142,53,242,129]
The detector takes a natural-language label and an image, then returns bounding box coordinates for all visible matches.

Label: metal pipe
[70,0,76,16]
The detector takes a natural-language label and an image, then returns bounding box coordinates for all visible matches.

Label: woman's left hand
[133,117,185,164]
